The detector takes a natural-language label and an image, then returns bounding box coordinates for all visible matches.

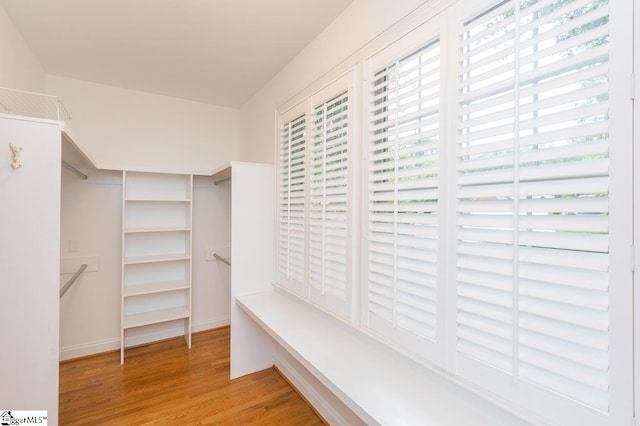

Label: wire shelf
[0,86,71,121]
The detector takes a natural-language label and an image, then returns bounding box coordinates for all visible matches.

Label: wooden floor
[59,327,325,425]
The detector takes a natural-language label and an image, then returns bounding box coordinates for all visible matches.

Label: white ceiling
[1,0,353,108]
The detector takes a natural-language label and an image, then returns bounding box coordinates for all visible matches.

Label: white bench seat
[236,289,530,426]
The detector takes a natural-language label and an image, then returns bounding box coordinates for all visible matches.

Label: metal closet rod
[60,263,87,298]
[62,160,88,180]
[213,176,231,186]
[213,253,231,266]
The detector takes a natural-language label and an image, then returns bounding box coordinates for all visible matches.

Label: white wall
[239,0,427,164]
[59,166,122,359]
[47,75,240,174]
[0,5,44,92]
[192,175,232,332]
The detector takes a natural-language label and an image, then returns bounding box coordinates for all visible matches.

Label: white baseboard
[192,316,230,333]
[274,347,364,426]
[59,337,120,361]
[123,324,186,348]
[59,315,231,361]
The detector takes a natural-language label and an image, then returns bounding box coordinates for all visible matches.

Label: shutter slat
[518,363,609,413]
[519,312,608,351]
[519,262,608,292]
[518,44,609,90]
[519,140,608,165]
[519,158,609,182]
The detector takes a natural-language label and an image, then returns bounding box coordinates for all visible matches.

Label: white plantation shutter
[365,22,442,358]
[275,0,632,422]
[455,0,618,418]
[309,84,351,316]
[277,73,354,317]
[278,106,307,291]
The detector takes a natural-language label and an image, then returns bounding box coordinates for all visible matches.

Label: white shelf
[236,290,523,426]
[124,171,191,201]
[124,227,191,233]
[123,252,190,265]
[125,197,191,202]
[121,170,193,363]
[124,200,191,230]
[123,280,190,297]
[123,306,190,329]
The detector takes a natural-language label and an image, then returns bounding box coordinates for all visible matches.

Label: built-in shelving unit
[121,171,193,363]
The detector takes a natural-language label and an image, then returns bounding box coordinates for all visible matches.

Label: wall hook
[9,143,22,169]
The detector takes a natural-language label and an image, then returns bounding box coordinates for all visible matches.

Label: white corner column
[229,162,276,379]
[0,115,62,424]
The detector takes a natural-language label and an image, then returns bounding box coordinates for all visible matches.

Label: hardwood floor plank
[59,327,326,425]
